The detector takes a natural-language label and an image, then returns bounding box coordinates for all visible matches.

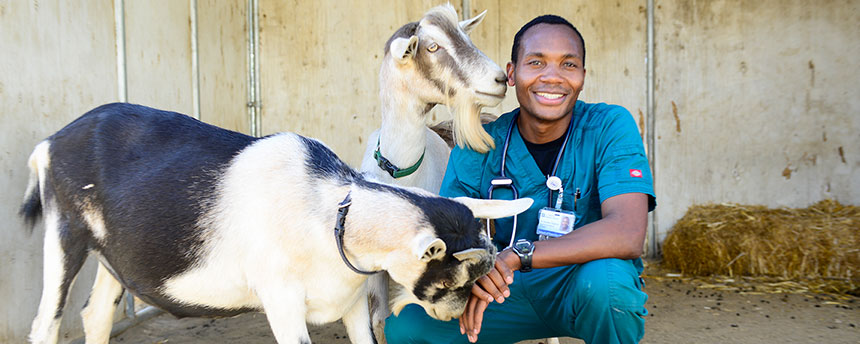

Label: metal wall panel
[198,0,248,132]
[0,1,117,342]
[652,0,860,244]
[257,0,461,166]
[125,0,193,113]
[0,0,247,342]
[471,0,649,131]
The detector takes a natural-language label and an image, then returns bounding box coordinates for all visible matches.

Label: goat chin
[452,97,495,153]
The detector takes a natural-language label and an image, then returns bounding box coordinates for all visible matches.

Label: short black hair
[511,15,585,66]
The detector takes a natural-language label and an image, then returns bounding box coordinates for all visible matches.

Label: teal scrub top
[440,101,656,249]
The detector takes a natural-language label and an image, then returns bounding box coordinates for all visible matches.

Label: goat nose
[495,74,507,84]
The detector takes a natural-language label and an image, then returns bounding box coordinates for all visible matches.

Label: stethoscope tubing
[487,111,575,248]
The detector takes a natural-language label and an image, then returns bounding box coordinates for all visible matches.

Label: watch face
[515,241,531,253]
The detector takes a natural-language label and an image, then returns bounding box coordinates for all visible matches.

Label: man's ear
[459,9,487,35]
[390,36,419,64]
[453,197,533,219]
[506,62,516,87]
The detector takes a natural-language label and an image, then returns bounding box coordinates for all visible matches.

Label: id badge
[536,207,575,238]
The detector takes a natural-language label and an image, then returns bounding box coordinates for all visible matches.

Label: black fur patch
[355,179,491,304]
[41,103,259,318]
[19,183,42,232]
[300,136,360,183]
[384,22,418,54]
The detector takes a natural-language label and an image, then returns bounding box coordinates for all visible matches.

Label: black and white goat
[20,103,531,344]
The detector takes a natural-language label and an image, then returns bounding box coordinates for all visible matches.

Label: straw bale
[662,200,859,294]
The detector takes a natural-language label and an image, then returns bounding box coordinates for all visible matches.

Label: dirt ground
[111,266,859,344]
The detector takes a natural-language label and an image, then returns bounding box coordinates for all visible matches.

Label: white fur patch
[23,141,50,206]
[81,200,108,241]
[81,262,123,344]
[29,207,66,344]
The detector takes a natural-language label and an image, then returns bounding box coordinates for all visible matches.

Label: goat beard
[451,96,495,153]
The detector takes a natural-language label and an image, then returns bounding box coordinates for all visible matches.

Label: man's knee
[570,259,647,343]
[385,304,456,344]
[572,259,644,309]
[384,306,418,343]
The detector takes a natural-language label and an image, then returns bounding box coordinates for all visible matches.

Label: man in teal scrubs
[385,14,655,344]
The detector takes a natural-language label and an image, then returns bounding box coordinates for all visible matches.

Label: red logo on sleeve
[630,169,643,178]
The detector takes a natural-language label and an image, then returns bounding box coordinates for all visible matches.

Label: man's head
[506,15,586,126]
[511,15,585,66]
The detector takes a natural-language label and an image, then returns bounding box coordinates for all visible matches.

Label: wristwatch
[512,239,535,272]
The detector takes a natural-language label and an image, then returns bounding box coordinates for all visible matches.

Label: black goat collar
[335,192,381,275]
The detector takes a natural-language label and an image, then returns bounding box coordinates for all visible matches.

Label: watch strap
[513,239,534,272]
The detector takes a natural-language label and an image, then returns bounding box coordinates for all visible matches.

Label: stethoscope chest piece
[546,176,562,191]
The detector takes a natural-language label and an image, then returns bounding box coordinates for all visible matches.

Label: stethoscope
[487,111,575,248]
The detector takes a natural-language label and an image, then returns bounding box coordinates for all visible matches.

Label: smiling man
[385,15,656,344]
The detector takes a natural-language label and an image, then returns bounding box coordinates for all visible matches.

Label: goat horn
[453,248,486,262]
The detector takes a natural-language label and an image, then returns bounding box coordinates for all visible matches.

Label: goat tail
[453,97,495,153]
[20,142,48,232]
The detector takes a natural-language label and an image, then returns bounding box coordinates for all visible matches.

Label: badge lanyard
[487,112,575,248]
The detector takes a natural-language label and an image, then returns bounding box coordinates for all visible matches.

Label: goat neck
[377,72,431,171]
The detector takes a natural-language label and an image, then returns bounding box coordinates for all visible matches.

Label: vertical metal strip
[646,0,658,257]
[190,0,201,120]
[115,0,127,103]
[253,0,262,136]
[461,0,471,20]
[247,0,261,137]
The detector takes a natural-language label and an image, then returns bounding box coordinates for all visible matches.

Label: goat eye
[427,43,439,52]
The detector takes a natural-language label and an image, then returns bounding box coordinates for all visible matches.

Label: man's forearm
[502,192,649,270]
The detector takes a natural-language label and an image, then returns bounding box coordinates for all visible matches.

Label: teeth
[537,92,563,100]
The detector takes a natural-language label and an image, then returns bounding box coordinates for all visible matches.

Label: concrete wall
[652,0,860,245]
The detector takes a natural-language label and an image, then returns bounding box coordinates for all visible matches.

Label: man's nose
[539,65,564,83]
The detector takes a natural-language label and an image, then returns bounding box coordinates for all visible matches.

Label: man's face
[507,24,585,123]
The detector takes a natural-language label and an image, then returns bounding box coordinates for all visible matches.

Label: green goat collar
[373,138,425,179]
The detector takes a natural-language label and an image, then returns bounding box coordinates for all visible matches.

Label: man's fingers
[484,268,510,299]
[465,299,489,343]
[473,299,489,335]
[463,294,479,334]
[494,255,515,284]
[471,280,495,303]
[476,275,506,303]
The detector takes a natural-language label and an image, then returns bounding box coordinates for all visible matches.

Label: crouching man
[385,14,656,344]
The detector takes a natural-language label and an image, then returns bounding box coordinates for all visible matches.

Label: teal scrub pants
[385,258,647,344]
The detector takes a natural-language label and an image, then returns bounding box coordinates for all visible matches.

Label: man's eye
[527,60,542,66]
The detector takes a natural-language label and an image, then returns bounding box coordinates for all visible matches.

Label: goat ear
[452,197,533,219]
[459,9,487,35]
[453,248,487,263]
[414,234,447,262]
[390,35,419,64]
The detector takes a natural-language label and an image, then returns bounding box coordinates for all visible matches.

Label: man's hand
[459,249,520,342]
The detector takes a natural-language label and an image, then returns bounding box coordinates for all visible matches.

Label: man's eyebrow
[562,53,583,60]
[522,52,583,60]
